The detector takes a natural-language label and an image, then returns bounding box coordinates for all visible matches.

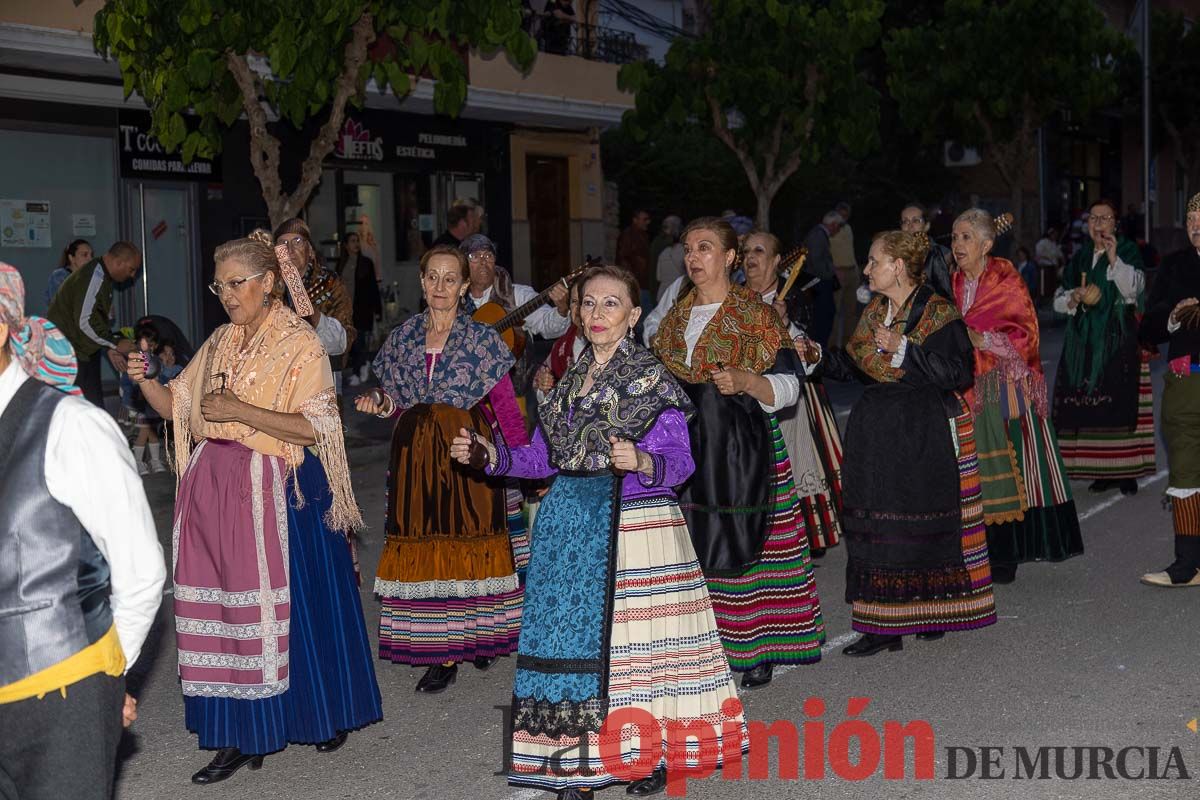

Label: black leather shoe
[1119,479,1139,496]
[915,632,945,641]
[557,789,593,800]
[991,562,1018,584]
[842,634,903,657]
[190,748,264,785]
[415,663,457,693]
[472,656,496,671]
[810,547,827,559]
[740,663,773,690]
[626,766,667,796]
[315,731,348,753]
[1088,479,1115,494]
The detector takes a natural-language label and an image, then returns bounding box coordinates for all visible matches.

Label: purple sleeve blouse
[487,407,695,500]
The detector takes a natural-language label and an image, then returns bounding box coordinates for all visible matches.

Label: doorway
[122,181,200,345]
[525,155,570,288]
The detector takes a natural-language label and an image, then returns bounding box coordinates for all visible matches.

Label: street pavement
[114,320,1199,800]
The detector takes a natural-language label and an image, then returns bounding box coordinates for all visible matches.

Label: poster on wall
[0,200,52,248]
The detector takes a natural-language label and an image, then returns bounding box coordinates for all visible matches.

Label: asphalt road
[114,321,1199,800]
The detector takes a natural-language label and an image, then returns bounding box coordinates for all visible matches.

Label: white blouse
[682,301,800,413]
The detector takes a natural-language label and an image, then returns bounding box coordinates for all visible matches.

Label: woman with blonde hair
[819,229,996,656]
[127,231,381,784]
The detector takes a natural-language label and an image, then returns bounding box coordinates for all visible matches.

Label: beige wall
[509,129,607,282]
[1,0,101,31]
[469,49,630,108]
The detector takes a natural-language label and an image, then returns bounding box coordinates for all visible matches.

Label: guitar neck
[493,282,562,332]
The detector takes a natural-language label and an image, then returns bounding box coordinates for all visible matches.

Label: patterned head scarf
[1188,193,1200,214]
[0,263,81,394]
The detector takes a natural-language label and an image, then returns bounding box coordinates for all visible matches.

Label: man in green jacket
[47,242,141,408]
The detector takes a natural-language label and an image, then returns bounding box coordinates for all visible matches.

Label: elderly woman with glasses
[356,245,528,695]
[273,219,356,387]
[452,264,744,799]
[126,231,381,785]
[951,209,1082,585]
[1051,198,1154,496]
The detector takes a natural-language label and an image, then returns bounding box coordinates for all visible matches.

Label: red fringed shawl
[952,257,1048,416]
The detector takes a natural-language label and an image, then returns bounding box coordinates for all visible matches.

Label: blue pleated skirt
[183,454,383,754]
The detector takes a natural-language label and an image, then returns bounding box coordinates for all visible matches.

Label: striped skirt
[851,410,998,635]
[1058,354,1157,480]
[510,496,744,791]
[376,490,525,665]
[782,383,844,551]
[977,401,1084,566]
[705,417,825,671]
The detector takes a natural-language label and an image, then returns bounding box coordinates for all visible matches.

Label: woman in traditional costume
[742,230,844,556]
[356,245,526,693]
[1139,193,1200,587]
[652,217,824,690]
[1052,198,1154,495]
[819,230,996,656]
[128,232,381,784]
[950,209,1083,585]
[452,264,743,799]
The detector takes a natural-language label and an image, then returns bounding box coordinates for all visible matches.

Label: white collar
[0,360,28,417]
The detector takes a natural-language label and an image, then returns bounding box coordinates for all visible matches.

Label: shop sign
[118,111,222,181]
[328,111,498,172]
[335,118,385,161]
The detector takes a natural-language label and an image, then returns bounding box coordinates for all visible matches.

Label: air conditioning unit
[944,141,982,167]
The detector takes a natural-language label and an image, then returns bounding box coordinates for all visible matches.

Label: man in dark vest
[0,262,166,799]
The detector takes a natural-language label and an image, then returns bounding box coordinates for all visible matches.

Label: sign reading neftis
[118,111,222,181]
[326,112,495,172]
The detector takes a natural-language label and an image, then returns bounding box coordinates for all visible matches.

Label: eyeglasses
[277,235,308,250]
[208,271,266,296]
[1088,214,1115,223]
[467,251,495,262]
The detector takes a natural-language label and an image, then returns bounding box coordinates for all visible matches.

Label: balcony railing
[528,19,648,65]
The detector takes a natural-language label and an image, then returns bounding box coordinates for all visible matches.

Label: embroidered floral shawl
[846,288,963,383]
[952,257,1049,415]
[169,301,363,531]
[541,337,693,471]
[373,310,514,411]
[653,283,793,381]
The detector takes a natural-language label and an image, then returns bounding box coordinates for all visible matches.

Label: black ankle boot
[626,765,667,796]
[991,562,1018,584]
[1119,479,1139,496]
[915,632,945,641]
[842,634,903,657]
[315,731,348,753]
[415,663,458,693]
[740,662,773,690]
[472,656,496,671]
[190,747,265,785]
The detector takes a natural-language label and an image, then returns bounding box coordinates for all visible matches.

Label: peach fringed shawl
[169,301,363,532]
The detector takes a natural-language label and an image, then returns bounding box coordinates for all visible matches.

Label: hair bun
[908,230,931,264]
[247,229,273,246]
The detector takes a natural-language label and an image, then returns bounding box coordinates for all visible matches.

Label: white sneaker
[347,374,362,387]
[150,459,168,474]
[137,460,150,476]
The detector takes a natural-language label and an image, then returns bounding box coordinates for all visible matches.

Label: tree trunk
[228,13,376,231]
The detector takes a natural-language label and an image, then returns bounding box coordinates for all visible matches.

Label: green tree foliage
[886,0,1129,245]
[94,0,534,226]
[618,0,884,231]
